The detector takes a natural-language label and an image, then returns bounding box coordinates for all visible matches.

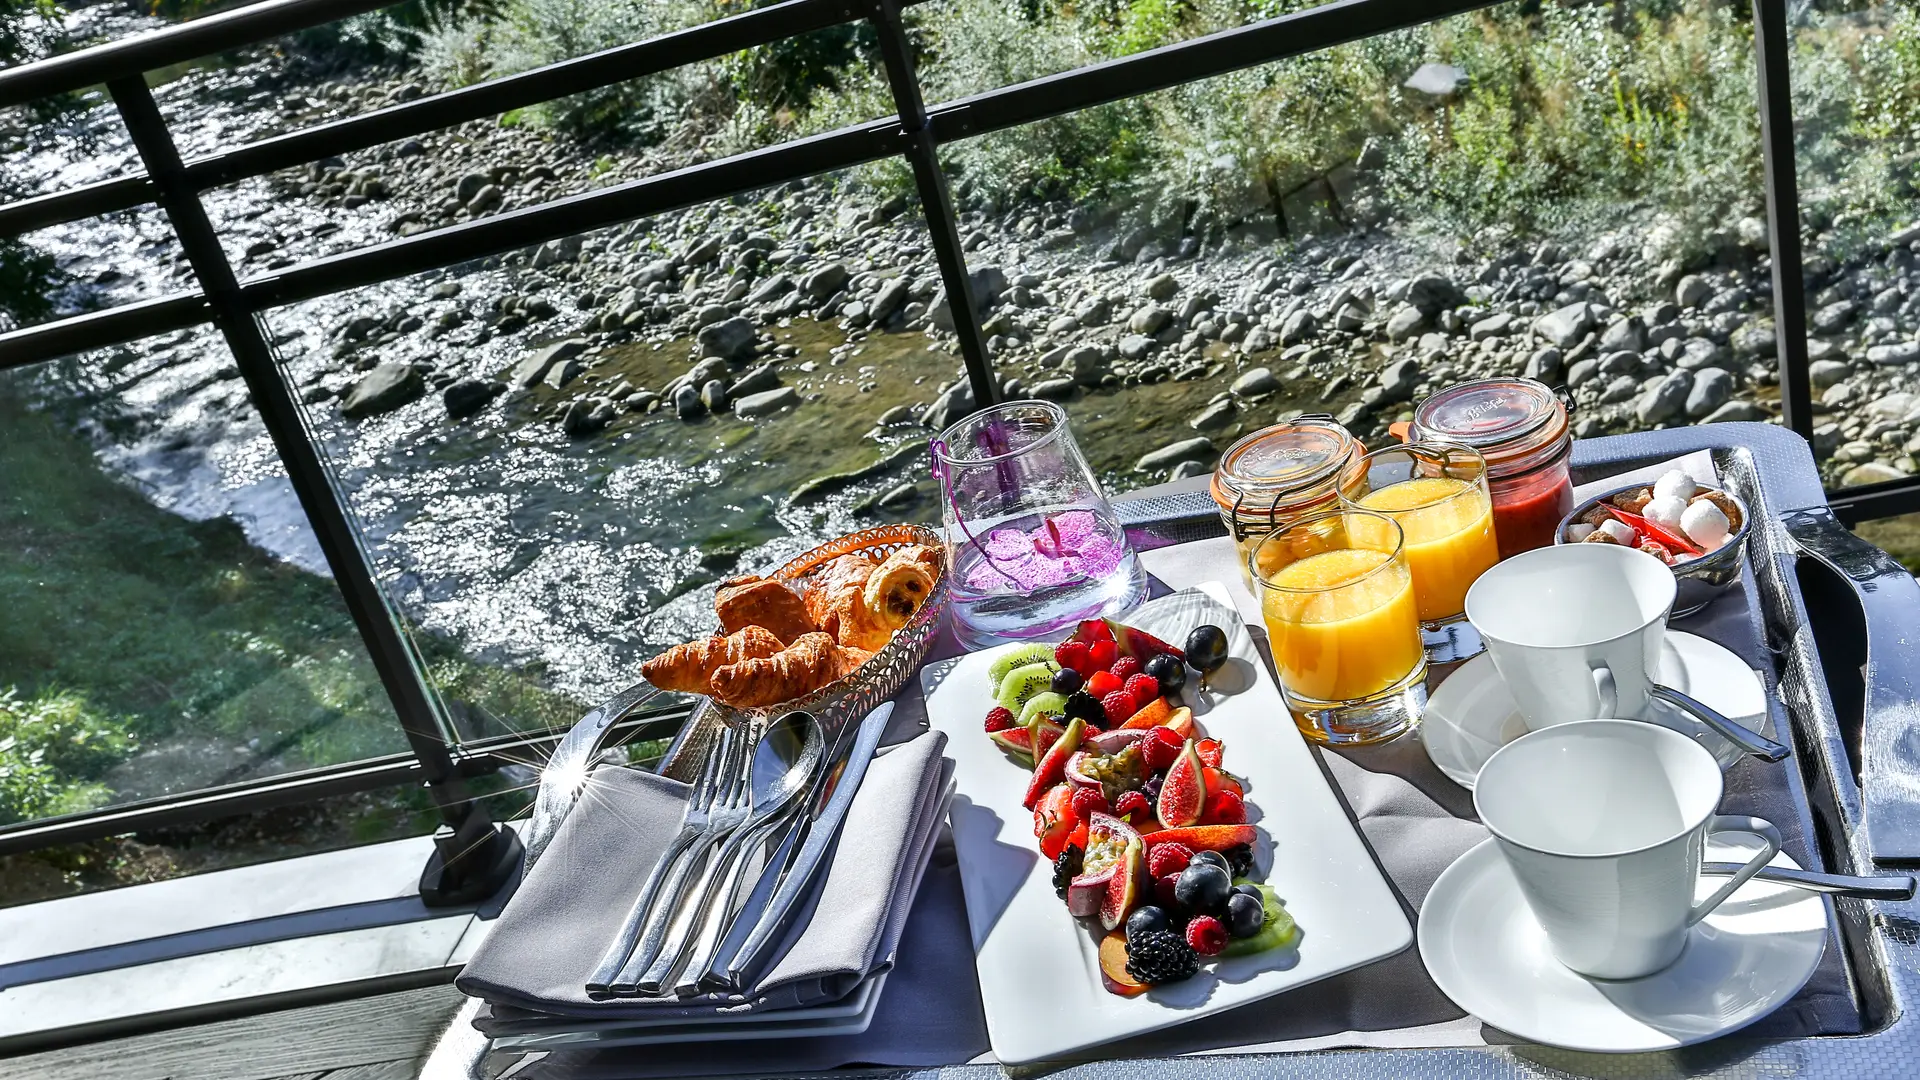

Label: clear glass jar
[1410,379,1573,561]
[1210,416,1367,589]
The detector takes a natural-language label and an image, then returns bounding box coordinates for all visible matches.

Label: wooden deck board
[0,985,462,1080]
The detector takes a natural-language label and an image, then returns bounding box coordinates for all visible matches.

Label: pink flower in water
[963,512,1125,593]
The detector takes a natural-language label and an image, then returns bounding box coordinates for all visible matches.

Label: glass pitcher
[931,399,1146,650]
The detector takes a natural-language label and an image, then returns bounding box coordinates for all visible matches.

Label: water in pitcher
[945,507,1146,650]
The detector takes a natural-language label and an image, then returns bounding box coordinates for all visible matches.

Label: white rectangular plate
[921,584,1413,1065]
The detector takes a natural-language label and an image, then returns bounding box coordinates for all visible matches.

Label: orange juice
[1355,477,1498,622]
[1262,548,1424,702]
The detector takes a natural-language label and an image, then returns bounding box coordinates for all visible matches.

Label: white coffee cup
[1474,719,1782,980]
[1464,543,1674,731]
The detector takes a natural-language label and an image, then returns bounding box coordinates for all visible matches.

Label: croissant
[862,551,936,632]
[715,576,817,645]
[804,554,877,641]
[708,632,849,708]
[640,626,785,694]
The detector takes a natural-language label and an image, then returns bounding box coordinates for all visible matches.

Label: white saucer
[1421,631,1769,790]
[1420,835,1827,1053]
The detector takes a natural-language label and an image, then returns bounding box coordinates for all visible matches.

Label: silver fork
[610,721,757,994]
[584,723,741,995]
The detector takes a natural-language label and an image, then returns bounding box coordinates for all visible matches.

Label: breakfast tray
[498,422,1920,1078]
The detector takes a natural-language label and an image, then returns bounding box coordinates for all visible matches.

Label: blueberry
[1144,653,1186,694]
[1126,905,1168,941]
[1190,849,1229,873]
[1050,667,1085,696]
[1226,891,1266,938]
[1174,862,1231,913]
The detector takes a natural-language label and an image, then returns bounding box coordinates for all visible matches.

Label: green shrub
[0,687,131,826]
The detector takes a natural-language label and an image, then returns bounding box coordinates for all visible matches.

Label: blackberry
[1051,844,1084,900]
[1125,928,1200,985]
[1222,843,1255,879]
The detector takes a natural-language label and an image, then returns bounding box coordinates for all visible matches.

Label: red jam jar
[1410,378,1573,560]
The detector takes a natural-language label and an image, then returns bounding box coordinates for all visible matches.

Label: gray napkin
[456,729,951,1022]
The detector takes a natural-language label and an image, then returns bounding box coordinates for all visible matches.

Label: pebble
[733,386,799,418]
[1231,367,1280,397]
[1136,437,1215,472]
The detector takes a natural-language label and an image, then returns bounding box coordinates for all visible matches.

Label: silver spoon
[1702,862,1916,901]
[626,710,824,995]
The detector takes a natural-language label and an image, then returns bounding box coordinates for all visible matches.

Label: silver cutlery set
[587,703,893,997]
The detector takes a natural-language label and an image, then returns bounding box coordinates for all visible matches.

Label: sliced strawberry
[1203,766,1244,799]
[1076,618,1115,643]
[1022,717,1086,810]
[1054,640,1093,676]
[1195,738,1224,769]
[1034,783,1078,860]
[1086,669,1123,699]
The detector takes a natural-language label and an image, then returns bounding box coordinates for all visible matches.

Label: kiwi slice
[1222,883,1299,957]
[995,662,1058,712]
[988,644,1057,695]
[1017,691,1068,728]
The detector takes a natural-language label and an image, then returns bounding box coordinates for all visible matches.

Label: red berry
[1054,640,1092,675]
[985,706,1015,733]
[1148,842,1193,879]
[1142,730,1182,772]
[1123,673,1159,709]
[1109,655,1141,681]
[1186,915,1229,956]
[1071,787,1109,820]
[1088,639,1119,671]
[1203,788,1247,824]
[1195,737,1224,769]
[1086,670,1123,699]
[1101,691,1135,726]
[1077,619,1114,643]
[1154,872,1181,909]
[1113,790,1150,822]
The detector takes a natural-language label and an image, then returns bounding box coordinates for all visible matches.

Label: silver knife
[716,701,895,989]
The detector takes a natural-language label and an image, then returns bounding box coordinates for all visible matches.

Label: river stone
[1598,316,1644,354]
[442,378,503,420]
[878,404,915,426]
[1169,460,1209,481]
[1066,346,1105,384]
[1566,357,1601,389]
[1534,302,1593,349]
[734,386,799,418]
[1731,322,1776,358]
[1045,314,1080,336]
[1685,367,1733,418]
[1599,375,1641,405]
[746,274,794,306]
[1843,462,1906,486]
[466,184,501,213]
[508,338,588,388]
[1523,347,1564,384]
[455,171,488,204]
[1076,297,1112,327]
[340,362,424,419]
[1868,392,1916,419]
[729,363,781,398]
[682,358,730,394]
[1136,437,1215,472]
[869,279,910,325]
[1809,359,1851,388]
[1241,326,1275,354]
[683,236,723,265]
[1675,275,1711,309]
[1128,304,1172,335]
[1376,357,1421,404]
[1636,369,1694,424]
[1469,312,1513,341]
[875,483,921,511]
[1030,377,1078,400]
[1598,350,1640,377]
[921,381,975,430]
[1404,273,1464,316]
[544,354,586,390]
[673,383,704,419]
[1232,367,1280,397]
[701,379,730,413]
[1701,400,1767,423]
[1118,335,1158,361]
[1190,399,1236,431]
[561,398,610,439]
[1385,304,1425,342]
[626,391,660,413]
[698,317,757,363]
[1280,308,1317,345]
[803,262,849,299]
[1868,341,1920,366]
[1812,300,1856,334]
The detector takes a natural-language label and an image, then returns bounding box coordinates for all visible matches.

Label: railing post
[868,0,1000,411]
[1752,0,1814,441]
[104,78,520,906]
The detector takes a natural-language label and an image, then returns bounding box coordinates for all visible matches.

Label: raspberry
[985,706,1015,733]
[1154,872,1181,909]
[1054,640,1092,676]
[1109,655,1141,681]
[1113,790,1149,822]
[1088,639,1119,671]
[1101,690,1136,726]
[1195,738,1224,768]
[1124,673,1159,708]
[1071,787,1109,820]
[1077,619,1115,643]
[1086,670,1123,699]
[1203,788,1247,825]
[1142,734,1181,772]
[1148,842,1193,879]
[1186,914,1229,956]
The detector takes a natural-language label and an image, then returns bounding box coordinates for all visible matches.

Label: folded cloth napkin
[456,728,951,1022]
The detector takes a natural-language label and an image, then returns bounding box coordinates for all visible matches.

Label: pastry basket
[667,524,949,773]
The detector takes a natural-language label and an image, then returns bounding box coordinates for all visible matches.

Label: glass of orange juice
[1251,509,1428,745]
[1344,442,1499,663]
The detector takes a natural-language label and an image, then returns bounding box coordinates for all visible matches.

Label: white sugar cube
[1643,494,1689,532]
[1566,523,1597,542]
[1681,498,1732,550]
[1599,518,1637,545]
[1653,469,1696,502]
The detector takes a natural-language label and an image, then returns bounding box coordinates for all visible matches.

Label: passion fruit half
[1067,812,1147,930]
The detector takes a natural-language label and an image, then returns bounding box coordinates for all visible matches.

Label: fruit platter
[922,585,1413,1064]
[981,619,1297,995]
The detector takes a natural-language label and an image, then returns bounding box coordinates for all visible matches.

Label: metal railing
[0,0,1856,890]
